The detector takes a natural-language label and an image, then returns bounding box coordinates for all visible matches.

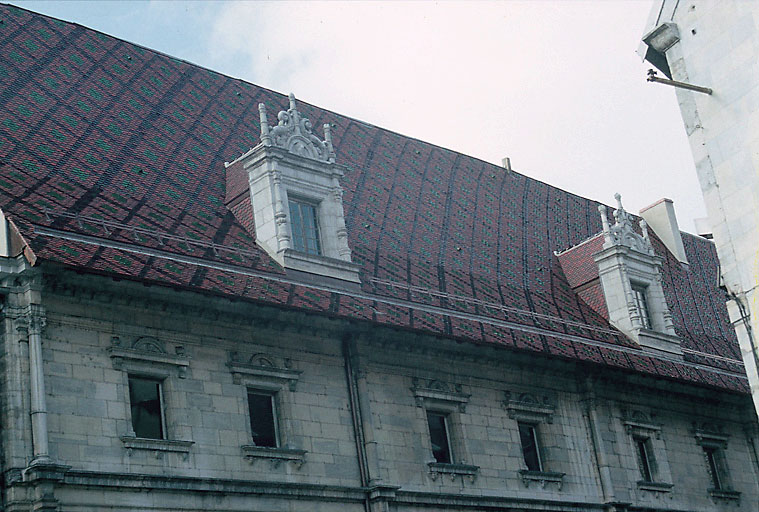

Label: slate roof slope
[0,4,747,392]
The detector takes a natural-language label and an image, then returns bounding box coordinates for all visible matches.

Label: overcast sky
[10,0,706,233]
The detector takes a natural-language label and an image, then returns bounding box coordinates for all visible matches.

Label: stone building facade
[0,4,757,512]
[640,0,759,415]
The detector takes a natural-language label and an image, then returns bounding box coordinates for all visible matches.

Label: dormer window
[631,283,652,330]
[288,197,321,255]
[225,93,360,283]
[593,194,682,357]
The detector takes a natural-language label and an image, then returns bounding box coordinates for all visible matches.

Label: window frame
[411,377,478,481]
[694,428,738,499]
[631,282,653,330]
[634,435,655,483]
[109,336,194,457]
[228,351,306,468]
[127,373,167,440]
[518,421,543,472]
[287,195,322,256]
[622,410,674,494]
[426,410,454,464]
[703,445,725,490]
[246,389,280,448]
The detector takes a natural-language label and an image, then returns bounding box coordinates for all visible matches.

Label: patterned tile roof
[0,4,747,393]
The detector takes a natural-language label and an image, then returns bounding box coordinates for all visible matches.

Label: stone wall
[1,269,758,511]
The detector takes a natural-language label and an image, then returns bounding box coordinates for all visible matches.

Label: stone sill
[637,329,683,358]
[427,462,479,482]
[120,436,194,459]
[518,470,566,490]
[637,480,673,492]
[241,445,307,469]
[281,249,361,284]
[709,488,741,501]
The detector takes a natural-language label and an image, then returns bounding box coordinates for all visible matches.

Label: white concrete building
[640,0,759,416]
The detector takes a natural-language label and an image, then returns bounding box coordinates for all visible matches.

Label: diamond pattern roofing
[0,4,747,392]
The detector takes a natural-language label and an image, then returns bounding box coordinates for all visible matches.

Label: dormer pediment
[225,94,360,284]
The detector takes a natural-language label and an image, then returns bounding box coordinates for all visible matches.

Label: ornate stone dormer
[594,194,681,357]
[226,94,359,283]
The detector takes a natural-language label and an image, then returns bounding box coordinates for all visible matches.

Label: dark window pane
[636,438,653,481]
[518,422,542,472]
[427,412,451,464]
[248,392,277,447]
[128,376,163,439]
[631,284,652,329]
[289,199,321,255]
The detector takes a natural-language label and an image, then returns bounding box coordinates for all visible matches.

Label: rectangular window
[518,422,542,472]
[631,283,652,329]
[248,392,278,447]
[289,198,321,255]
[427,412,452,464]
[703,446,725,490]
[128,375,164,439]
[635,437,654,482]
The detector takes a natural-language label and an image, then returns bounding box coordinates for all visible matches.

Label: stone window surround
[118,371,194,459]
[228,355,306,469]
[235,95,361,283]
[694,429,741,501]
[254,166,361,283]
[411,378,479,482]
[623,414,674,494]
[503,391,565,490]
[109,336,195,459]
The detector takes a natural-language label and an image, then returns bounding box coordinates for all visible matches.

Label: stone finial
[640,219,651,245]
[258,93,335,163]
[258,103,271,146]
[323,123,336,162]
[599,205,610,237]
[612,193,632,231]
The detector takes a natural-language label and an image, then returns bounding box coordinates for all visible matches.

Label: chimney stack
[639,198,688,264]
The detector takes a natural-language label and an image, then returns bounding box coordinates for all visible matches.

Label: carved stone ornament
[427,462,479,484]
[120,436,194,461]
[693,421,729,447]
[227,351,301,391]
[411,378,470,412]
[108,336,190,378]
[9,304,47,336]
[599,193,654,255]
[518,470,565,491]
[241,445,307,470]
[503,391,556,424]
[622,409,661,439]
[259,94,336,163]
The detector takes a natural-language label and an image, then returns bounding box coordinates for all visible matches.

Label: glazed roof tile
[0,4,746,393]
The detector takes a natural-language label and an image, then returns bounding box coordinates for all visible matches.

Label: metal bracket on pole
[647,69,712,95]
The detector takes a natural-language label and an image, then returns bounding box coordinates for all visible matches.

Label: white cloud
[207,1,705,232]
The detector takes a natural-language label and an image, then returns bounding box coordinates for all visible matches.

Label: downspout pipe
[581,379,618,506]
[342,334,371,512]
